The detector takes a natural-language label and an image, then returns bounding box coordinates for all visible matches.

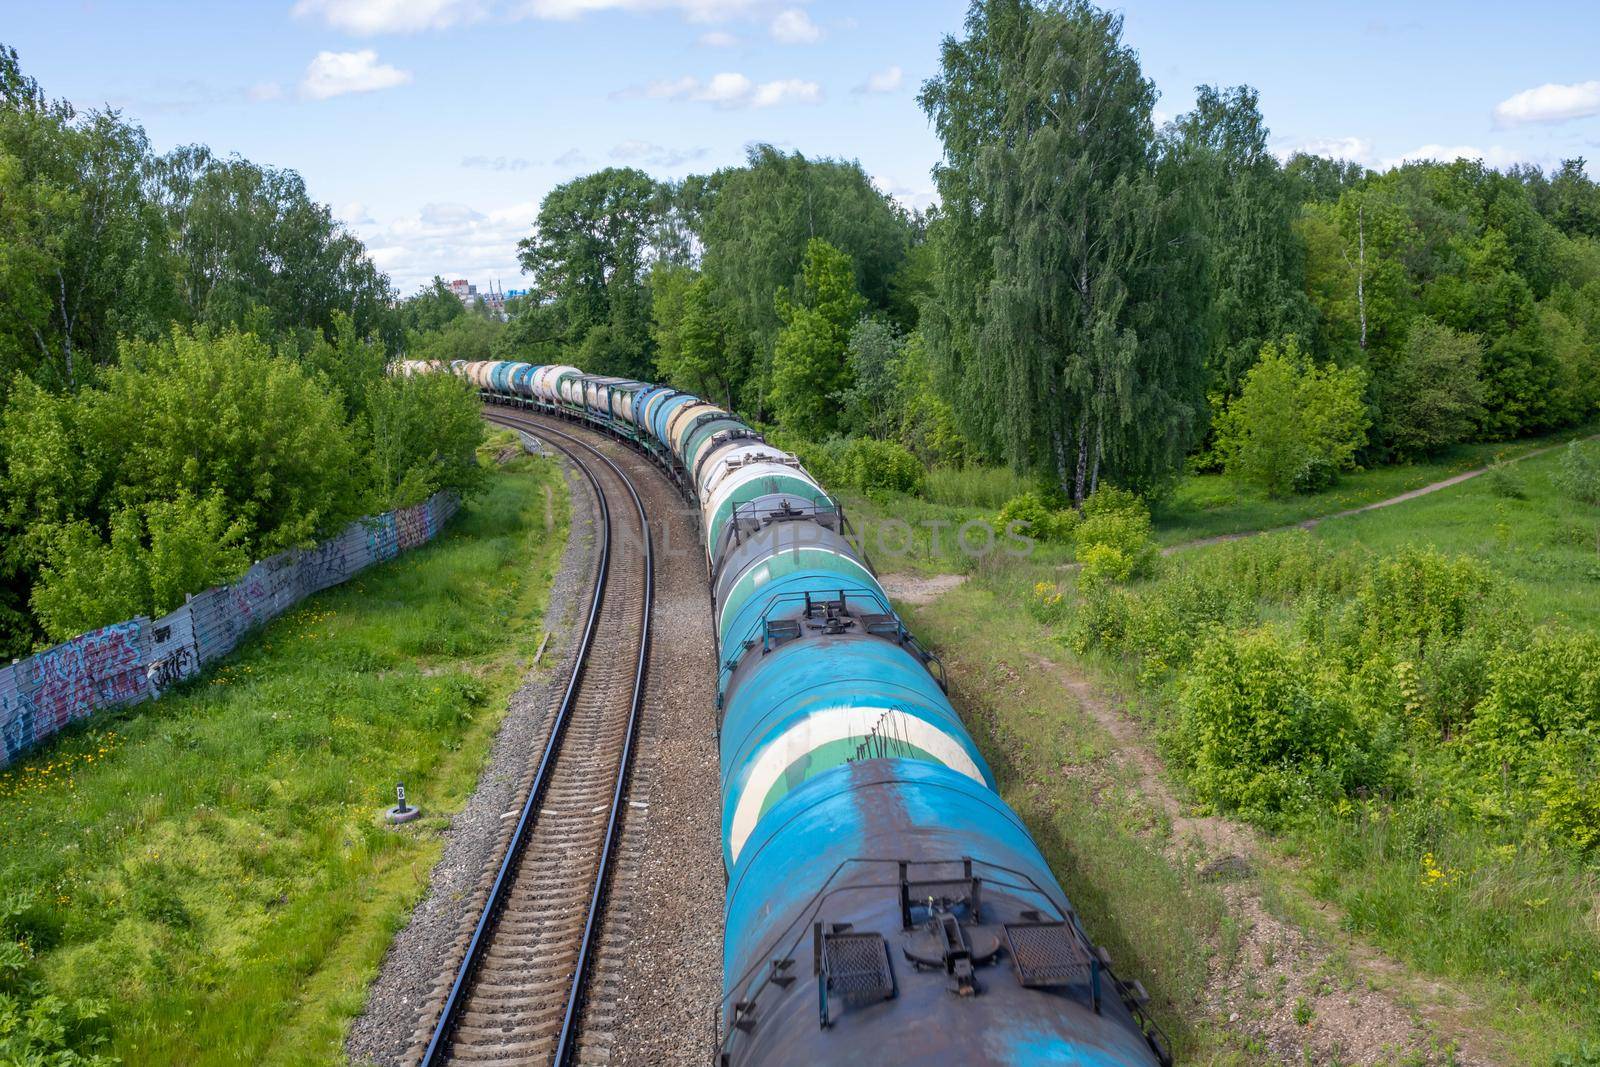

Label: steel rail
[487,408,656,1065]
[419,407,653,1067]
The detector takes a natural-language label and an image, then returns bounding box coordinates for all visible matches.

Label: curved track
[420,411,653,1067]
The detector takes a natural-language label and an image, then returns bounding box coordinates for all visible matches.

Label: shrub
[32,492,250,640]
[1213,338,1369,497]
[1484,461,1527,499]
[1555,440,1600,506]
[844,437,925,495]
[367,370,488,508]
[1074,486,1156,580]
[996,491,1078,544]
[1175,629,1366,819]
[1463,631,1600,850]
[791,436,925,495]
[1343,548,1500,661]
[1027,580,1069,624]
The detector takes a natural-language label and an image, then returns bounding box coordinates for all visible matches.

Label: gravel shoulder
[345,456,598,1067]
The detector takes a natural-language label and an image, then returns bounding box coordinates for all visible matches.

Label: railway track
[419,410,653,1067]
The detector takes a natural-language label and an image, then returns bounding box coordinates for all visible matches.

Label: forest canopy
[486,0,1600,507]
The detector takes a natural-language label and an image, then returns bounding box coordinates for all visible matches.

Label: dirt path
[1166,433,1597,555]
[1035,660,1496,1066]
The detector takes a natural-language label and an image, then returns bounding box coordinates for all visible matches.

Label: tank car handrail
[712,855,1079,1055]
[713,851,1172,1066]
[715,584,899,689]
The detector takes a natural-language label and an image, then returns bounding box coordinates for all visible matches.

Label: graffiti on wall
[0,489,460,770]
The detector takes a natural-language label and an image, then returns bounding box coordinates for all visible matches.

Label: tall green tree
[516,167,662,377]
[0,45,168,393]
[697,145,909,413]
[920,0,1208,501]
[398,277,466,336]
[1165,85,1317,395]
[838,318,905,439]
[769,238,866,434]
[651,266,743,406]
[157,145,395,345]
[1213,338,1369,496]
[1376,317,1485,459]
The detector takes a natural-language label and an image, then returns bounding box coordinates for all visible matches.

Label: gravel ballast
[576,431,723,1067]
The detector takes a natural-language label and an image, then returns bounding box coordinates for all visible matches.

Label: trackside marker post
[387,780,421,824]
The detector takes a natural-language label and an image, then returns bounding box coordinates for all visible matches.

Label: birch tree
[919,0,1207,502]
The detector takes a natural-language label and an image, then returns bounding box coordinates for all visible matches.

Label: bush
[367,370,487,507]
[996,490,1078,544]
[792,436,925,495]
[1213,337,1369,497]
[1342,548,1500,661]
[1463,631,1600,850]
[1074,486,1157,580]
[1484,461,1527,499]
[844,437,924,495]
[1027,580,1069,624]
[1175,629,1366,818]
[32,492,250,640]
[1555,440,1600,506]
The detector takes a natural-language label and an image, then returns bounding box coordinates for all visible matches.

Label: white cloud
[697,72,755,104]
[553,147,593,166]
[357,199,537,293]
[853,65,902,95]
[1379,143,1545,171]
[300,50,413,100]
[247,81,284,102]
[340,200,377,226]
[698,29,738,46]
[609,140,709,166]
[751,77,819,107]
[462,154,533,170]
[769,7,820,43]
[1493,80,1600,127]
[871,173,936,213]
[292,0,489,33]
[617,71,820,108]
[1274,135,1375,164]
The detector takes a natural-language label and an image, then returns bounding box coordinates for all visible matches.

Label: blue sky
[8,0,1600,294]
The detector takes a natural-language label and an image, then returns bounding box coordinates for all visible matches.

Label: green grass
[1311,444,1600,626]
[922,462,1035,510]
[1152,423,1599,547]
[0,451,568,1066]
[896,585,1250,1064]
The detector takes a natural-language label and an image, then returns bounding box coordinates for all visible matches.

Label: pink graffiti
[21,620,148,734]
[395,504,435,551]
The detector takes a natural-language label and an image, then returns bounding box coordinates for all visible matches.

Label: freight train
[406,358,1172,1067]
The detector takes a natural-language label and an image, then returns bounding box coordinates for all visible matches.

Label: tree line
[0,47,486,656]
[476,0,1599,506]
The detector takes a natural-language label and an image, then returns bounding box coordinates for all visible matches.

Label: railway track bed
[418,417,653,1066]
[350,410,722,1067]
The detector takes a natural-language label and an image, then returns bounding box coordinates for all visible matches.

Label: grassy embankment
[0,439,568,1065]
[859,441,1600,1063]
